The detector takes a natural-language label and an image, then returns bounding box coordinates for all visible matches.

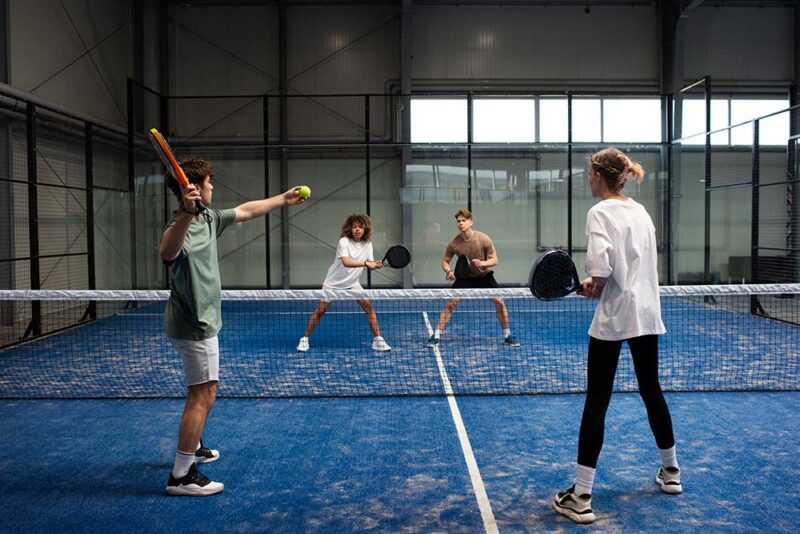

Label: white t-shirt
[322,237,374,289]
[585,198,666,341]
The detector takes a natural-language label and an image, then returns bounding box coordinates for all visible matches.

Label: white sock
[434,329,441,338]
[574,464,596,497]
[503,329,511,337]
[659,445,679,469]
[172,450,196,478]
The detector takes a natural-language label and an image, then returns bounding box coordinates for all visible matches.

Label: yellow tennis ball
[298,185,311,199]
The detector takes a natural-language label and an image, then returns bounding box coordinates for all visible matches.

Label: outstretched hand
[283,186,307,206]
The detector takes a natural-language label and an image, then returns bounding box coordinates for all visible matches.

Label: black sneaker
[166,463,224,496]
[553,485,595,524]
[195,440,220,464]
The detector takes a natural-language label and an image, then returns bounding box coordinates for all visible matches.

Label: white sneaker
[371,336,391,352]
[166,463,224,497]
[296,337,309,352]
[553,485,595,524]
[656,466,682,494]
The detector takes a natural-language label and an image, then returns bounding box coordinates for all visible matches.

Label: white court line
[422,311,499,534]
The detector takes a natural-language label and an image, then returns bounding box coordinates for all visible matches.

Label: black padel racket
[453,255,471,279]
[381,245,411,269]
[529,249,583,300]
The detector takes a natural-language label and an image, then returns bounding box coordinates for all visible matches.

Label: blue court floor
[1,391,798,533]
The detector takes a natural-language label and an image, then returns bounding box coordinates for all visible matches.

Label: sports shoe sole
[656,475,683,494]
[166,482,224,497]
[195,454,219,464]
[553,502,596,524]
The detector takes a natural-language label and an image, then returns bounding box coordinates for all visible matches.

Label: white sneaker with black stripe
[166,463,224,496]
[553,485,595,524]
[656,466,682,494]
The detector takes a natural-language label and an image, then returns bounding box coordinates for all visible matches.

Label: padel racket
[453,255,471,279]
[380,245,411,269]
[149,127,206,214]
[529,249,583,300]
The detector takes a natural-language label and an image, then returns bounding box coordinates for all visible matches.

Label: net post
[160,92,170,290]
[567,92,573,255]
[365,94,372,288]
[279,2,289,288]
[751,120,760,313]
[789,86,799,283]
[263,94,271,289]
[85,122,96,321]
[703,77,712,288]
[467,92,473,213]
[126,77,138,290]
[664,92,674,284]
[26,102,41,336]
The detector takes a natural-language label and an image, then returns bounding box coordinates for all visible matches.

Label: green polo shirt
[164,208,237,340]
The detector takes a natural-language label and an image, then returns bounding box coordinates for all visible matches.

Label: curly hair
[165,155,213,202]
[340,214,373,241]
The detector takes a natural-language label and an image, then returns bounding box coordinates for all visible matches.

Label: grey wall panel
[172,5,279,96]
[9,0,130,127]
[287,6,399,95]
[684,7,793,84]
[413,6,658,87]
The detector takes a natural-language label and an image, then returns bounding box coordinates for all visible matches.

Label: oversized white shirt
[322,237,374,289]
[585,198,666,341]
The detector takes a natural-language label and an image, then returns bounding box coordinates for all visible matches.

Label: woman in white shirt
[554,148,681,525]
[296,214,391,352]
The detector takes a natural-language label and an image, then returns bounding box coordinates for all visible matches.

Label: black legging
[577,334,675,469]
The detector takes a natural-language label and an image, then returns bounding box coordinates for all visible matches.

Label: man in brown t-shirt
[426,209,520,347]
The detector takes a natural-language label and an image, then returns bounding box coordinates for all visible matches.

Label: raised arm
[234,186,305,223]
[159,184,202,262]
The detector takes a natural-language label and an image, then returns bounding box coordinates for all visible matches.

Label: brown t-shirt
[444,230,495,278]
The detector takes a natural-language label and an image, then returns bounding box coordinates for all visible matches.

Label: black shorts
[452,272,499,289]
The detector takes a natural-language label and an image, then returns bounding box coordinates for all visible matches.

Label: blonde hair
[340,214,373,241]
[589,148,645,192]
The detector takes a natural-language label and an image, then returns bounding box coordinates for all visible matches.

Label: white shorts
[321,282,364,303]
[322,282,364,291]
[168,335,219,386]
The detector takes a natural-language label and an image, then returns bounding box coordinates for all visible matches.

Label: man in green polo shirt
[160,155,305,496]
